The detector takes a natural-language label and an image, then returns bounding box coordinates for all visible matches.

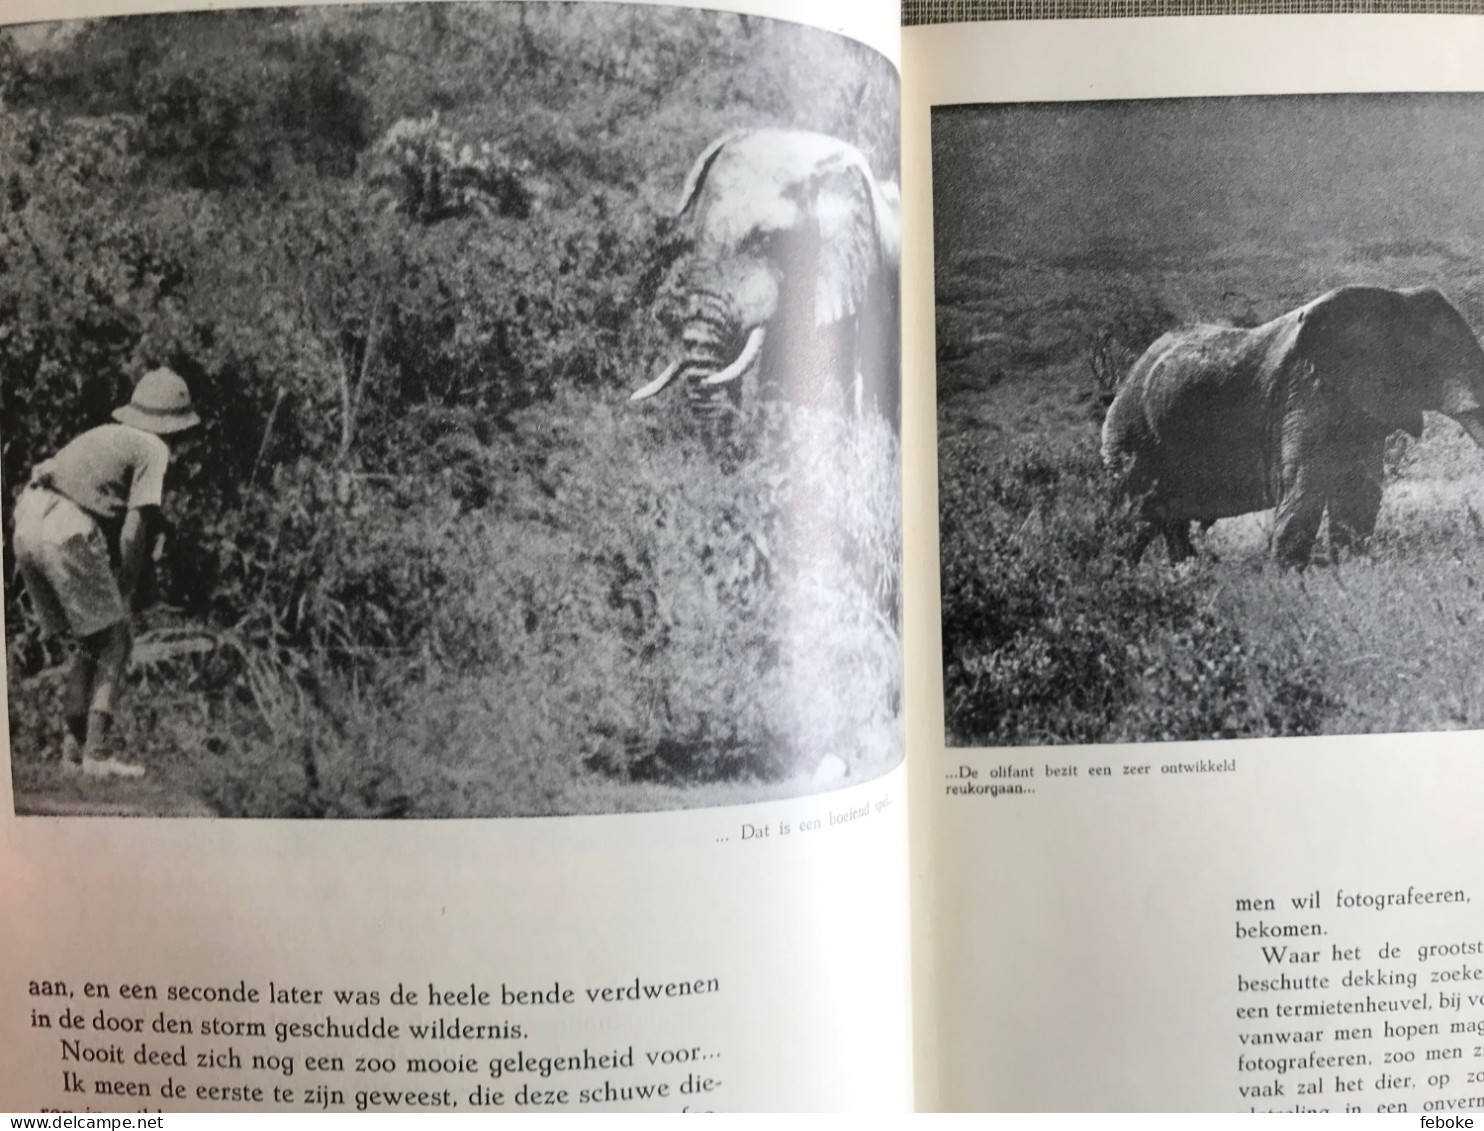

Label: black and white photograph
[935,95,1484,747]
[1,3,902,817]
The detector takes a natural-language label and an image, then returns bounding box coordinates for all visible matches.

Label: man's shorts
[12,485,128,639]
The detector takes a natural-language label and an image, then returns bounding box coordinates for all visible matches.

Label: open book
[4,0,1484,1113]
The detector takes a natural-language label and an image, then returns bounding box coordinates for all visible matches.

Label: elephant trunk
[699,326,766,387]
[632,283,767,422]
[1455,409,1484,451]
[680,318,762,422]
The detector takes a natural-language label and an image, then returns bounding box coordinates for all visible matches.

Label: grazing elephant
[1101,285,1484,567]
[629,128,901,431]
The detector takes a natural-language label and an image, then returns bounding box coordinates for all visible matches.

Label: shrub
[1086,292,1178,403]
[367,114,535,223]
[939,433,1336,745]
[113,389,900,818]
[502,391,902,786]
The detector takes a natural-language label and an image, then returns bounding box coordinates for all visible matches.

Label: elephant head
[630,128,901,432]
[1101,285,1484,567]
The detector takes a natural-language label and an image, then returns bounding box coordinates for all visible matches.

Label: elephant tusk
[630,361,682,401]
[700,326,766,387]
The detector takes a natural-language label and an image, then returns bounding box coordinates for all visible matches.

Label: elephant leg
[1127,521,1159,565]
[1273,466,1327,568]
[1326,426,1387,555]
[1164,521,1195,563]
[1327,481,1383,554]
[1271,400,1337,568]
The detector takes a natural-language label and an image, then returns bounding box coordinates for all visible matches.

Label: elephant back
[1105,322,1290,521]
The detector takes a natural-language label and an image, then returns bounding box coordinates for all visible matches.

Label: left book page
[0,0,910,1113]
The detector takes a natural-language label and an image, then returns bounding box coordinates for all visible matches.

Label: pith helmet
[113,367,200,435]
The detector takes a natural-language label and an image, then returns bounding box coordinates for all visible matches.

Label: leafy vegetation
[939,434,1335,746]
[2,5,902,815]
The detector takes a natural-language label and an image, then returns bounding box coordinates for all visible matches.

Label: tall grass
[10,389,902,817]
[939,412,1484,747]
[939,433,1336,746]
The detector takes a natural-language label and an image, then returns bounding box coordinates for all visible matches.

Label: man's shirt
[39,423,169,525]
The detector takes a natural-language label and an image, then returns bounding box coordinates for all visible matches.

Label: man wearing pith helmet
[12,367,200,778]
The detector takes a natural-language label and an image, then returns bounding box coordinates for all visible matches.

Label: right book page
[903,15,1484,1113]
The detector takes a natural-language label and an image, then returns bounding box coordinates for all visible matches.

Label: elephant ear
[1284,286,1426,437]
[675,129,749,218]
[675,129,805,253]
[803,151,897,327]
[874,179,901,269]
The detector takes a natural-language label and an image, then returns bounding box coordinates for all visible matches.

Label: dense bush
[92,391,900,818]
[938,433,1335,745]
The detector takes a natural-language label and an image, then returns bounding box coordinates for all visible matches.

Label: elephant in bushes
[630,128,901,431]
[1101,285,1484,567]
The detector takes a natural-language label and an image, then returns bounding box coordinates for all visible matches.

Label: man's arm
[118,506,158,611]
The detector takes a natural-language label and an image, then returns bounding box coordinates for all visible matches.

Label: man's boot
[59,713,86,772]
[80,710,145,779]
